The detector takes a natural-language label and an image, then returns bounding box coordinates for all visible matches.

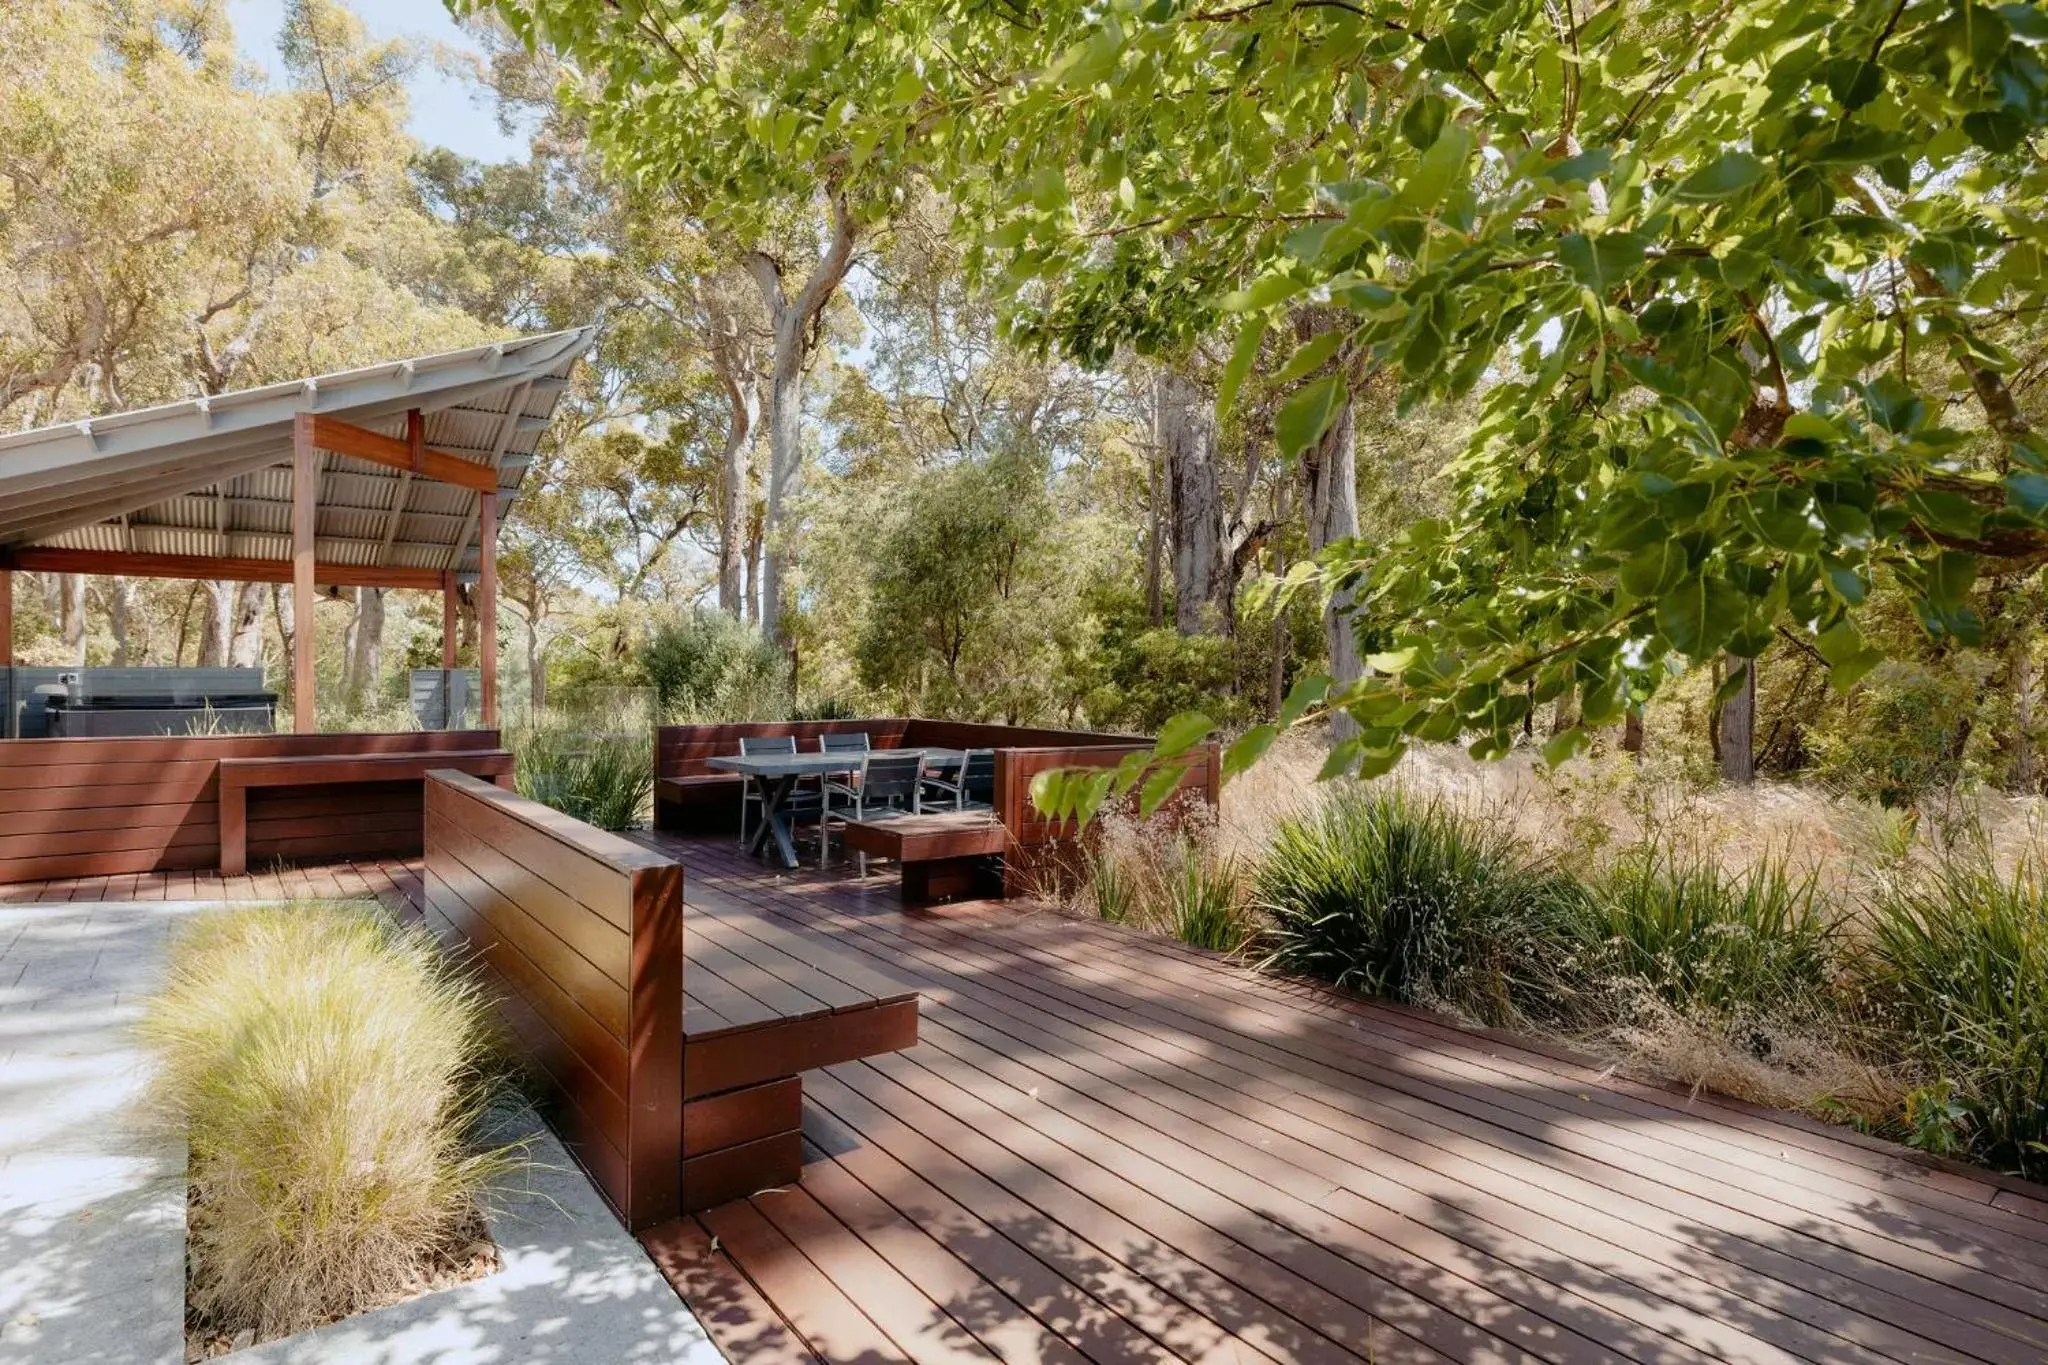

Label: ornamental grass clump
[1252,785,1583,1027]
[1863,855,2048,1179]
[1077,804,1255,952]
[141,905,513,1341]
[1580,853,1838,1016]
[512,707,653,830]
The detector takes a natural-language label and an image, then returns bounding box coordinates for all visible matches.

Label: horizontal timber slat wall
[423,770,683,1230]
[0,730,499,885]
[995,739,1223,896]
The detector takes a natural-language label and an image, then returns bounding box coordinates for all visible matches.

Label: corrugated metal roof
[0,327,593,582]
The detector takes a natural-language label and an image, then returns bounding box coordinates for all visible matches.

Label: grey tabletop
[705,747,965,778]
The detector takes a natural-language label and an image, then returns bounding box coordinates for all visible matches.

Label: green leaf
[1907,491,1986,541]
[1558,232,1648,293]
[1222,273,1305,313]
[1927,550,1978,610]
[1541,148,1611,185]
[1317,735,1364,781]
[1049,24,1122,88]
[1814,620,1884,691]
[1399,92,1448,150]
[1675,151,1766,201]
[1154,710,1215,759]
[1541,726,1589,766]
[2006,471,2048,516]
[1222,724,1278,780]
[1397,124,1471,212]
[1273,329,1343,387]
[1216,315,1266,418]
[1619,540,1686,597]
[1824,58,1883,109]
[1278,672,1330,727]
[1863,373,1926,433]
[1276,374,1345,459]
[1138,760,1188,816]
[1352,744,1405,781]
[1656,575,1744,658]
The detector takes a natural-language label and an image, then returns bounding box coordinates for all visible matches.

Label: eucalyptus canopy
[467,0,2048,807]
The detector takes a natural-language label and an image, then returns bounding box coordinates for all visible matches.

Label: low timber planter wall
[0,729,500,886]
[423,770,684,1229]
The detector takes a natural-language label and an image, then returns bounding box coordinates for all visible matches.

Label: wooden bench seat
[680,910,916,1208]
[838,809,1006,902]
[423,770,919,1226]
[220,747,512,876]
[654,772,744,833]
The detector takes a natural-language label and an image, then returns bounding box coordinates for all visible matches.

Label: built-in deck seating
[422,769,917,1228]
[837,809,1007,901]
[219,747,513,875]
[0,730,504,886]
[654,718,1223,899]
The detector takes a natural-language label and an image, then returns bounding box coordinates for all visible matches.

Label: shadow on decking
[646,832,2048,1365]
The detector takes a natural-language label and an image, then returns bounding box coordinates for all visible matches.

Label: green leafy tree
[688,0,2048,810]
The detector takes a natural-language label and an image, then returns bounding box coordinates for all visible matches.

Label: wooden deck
[0,855,424,912]
[635,834,2048,1365]
[11,842,2048,1365]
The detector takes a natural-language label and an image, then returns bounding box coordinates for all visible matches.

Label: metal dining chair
[818,731,872,755]
[921,749,995,810]
[823,751,922,872]
[736,734,798,848]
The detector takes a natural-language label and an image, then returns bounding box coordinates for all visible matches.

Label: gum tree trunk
[745,198,856,647]
[1161,369,1223,636]
[1719,653,1757,784]
[1302,397,1362,739]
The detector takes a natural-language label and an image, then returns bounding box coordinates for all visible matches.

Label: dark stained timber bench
[681,913,916,1207]
[838,809,1007,902]
[422,770,918,1230]
[219,747,514,876]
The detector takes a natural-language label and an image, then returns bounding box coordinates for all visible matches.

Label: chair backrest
[861,752,924,809]
[739,734,798,756]
[961,749,996,801]
[819,732,872,753]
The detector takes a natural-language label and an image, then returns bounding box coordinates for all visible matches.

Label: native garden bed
[138,903,519,1357]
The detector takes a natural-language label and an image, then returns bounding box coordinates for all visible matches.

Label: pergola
[0,327,594,730]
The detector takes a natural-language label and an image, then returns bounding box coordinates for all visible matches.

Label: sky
[226,0,531,164]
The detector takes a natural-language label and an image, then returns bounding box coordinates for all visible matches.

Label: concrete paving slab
[0,901,726,1365]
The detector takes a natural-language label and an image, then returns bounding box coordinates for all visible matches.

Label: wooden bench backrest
[423,770,683,1229]
[656,719,914,780]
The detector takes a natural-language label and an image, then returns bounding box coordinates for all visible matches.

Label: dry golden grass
[141,904,516,1342]
[1202,725,2042,1129]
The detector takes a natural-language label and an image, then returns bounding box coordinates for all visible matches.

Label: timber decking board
[21,842,2048,1365]
[620,832,2048,1365]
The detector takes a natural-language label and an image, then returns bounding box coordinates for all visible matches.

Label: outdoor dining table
[706,747,967,869]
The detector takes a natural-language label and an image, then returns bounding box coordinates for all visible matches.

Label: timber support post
[291,413,317,733]
[478,491,498,729]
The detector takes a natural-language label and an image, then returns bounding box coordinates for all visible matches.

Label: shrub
[1578,853,1838,1016]
[511,708,653,829]
[641,609,789,721]
[1864,856,2048,1178]
[1252,786,1581,1026]
[140,905,512,1340]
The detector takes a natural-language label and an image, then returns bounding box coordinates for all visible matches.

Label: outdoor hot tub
[42,690,278,737]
